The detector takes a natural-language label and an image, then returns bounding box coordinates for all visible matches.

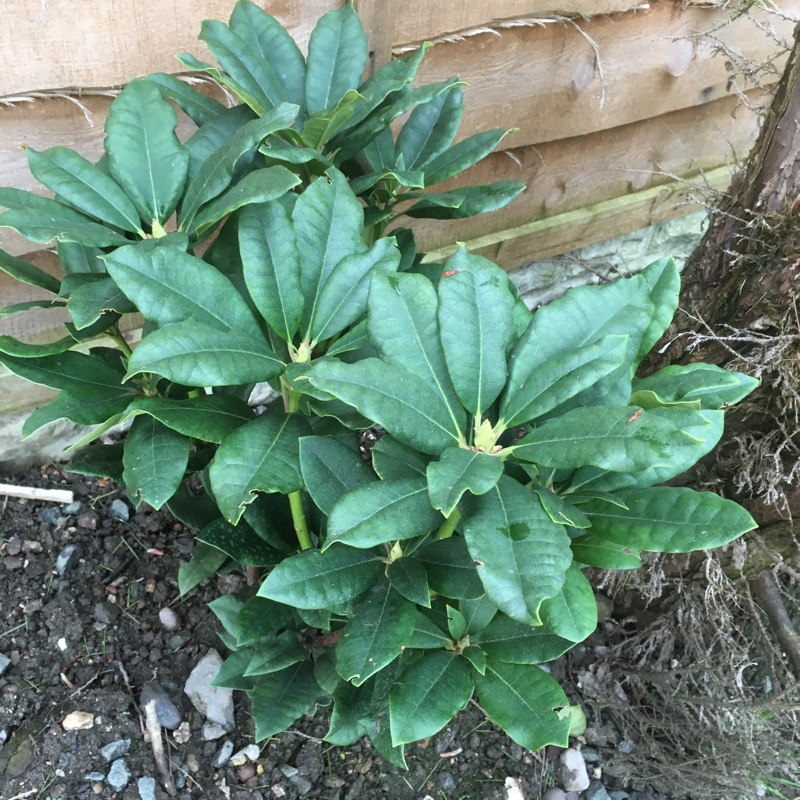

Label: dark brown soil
[0,465,666,800]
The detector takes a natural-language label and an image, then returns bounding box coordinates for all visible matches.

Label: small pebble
[84,772,106,781]
[618,739,635,753]
[57,753,70,768]
[109,499,130,521]
[543,790,567,800]
[141,682,182,730]
[202,722,228,741]
[3,557,24,571]
[558,748,590,793]
[230,744,260,766]
[92,782,104,795]
[22,539,42,553]
[173,763,188,790]
[0,653,11,676]
[213,740,234,768]
[239,764,256,782]
[173,721,191,744]
[63,501,84,515]
[610,792,631,800]
[55,544,81,575]
[137,776,157,800]
[185,753,201,773]
[57,637,68,652]
[586,781,612,800]
[63,711,94,731]
[169,631,191,651]
[159,607,180,632]
[94,602,120,626]
[438,772,456,792]
[107,758,131,792]
[100,738,131,762]
[582,746,601,763]
[5,538,22,556]
[39,507,61,526]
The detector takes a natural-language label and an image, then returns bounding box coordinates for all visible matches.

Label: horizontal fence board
[413,1,797,151]
[410,88,764,254]
[423,165,733,271]
[0,0,342,97]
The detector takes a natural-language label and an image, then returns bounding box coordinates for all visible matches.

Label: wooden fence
[0,0,798,425]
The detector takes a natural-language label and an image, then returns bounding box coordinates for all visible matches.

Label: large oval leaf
[538,563,598,643]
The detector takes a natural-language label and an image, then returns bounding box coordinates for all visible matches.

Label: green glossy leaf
[631,363,759,410]
[463,647,486,675]
[236,596,294,647]
[259,546,382,609]
[476,613,572,664]
[144,72,226,126]
[582,487,757,552]
[461,476,573,626]
[210,412,312,524]
[179,103,298,231]
[124,320,283,386]
[198,518,285,566]
[389,650,472,746]
[293,168,366,331]
[427,447,504,516]
[0,248,60,293]
[67,277,136,329]
[299,436,376,516]
[539,563,597,643]
[0,336,71,358]
[122,415,189,509]
[300,358,464,455]
[66,443,125,482]
[424,128,513,186]
[0,208,129,247]
[475,661,570,750]
[500,334,629,428]
[229,0,306,109]
[446,605,467,640]
[178,541,228,595]
[211,649,256,691]
[459,595,498,636]
[533,486,591,529]
[103,244,261,334]
[209,593,246,638]
[183,104,256,182]
[405,181,524,219]
[245,630,307,676]
[512,405,702,473]
[567,408,724,493]
[240,198,303,342]
[368,270,465,434]
[302,89,363,149]
[260,136,332,168]
[387,558,430,607]
[408,611,451,649]
[372,436,431,481]
[305,5,367,115]
[569,534,641,569]
[200,19,288,114]
[251,662,326,741]
[190,166,301,235]
[0,300,62,318]
[105,79,188,225]
[326,680,372,745]
[167,484,221,530]
[336,580,417,686]
[309,238,401,345]
[176,52,265,111]
[636,256,680,362]
[325,320,369,357]
[415,537,484,600]
[396,85,462,170]
[438,247,515,416]
[123,395,254,444]
[349,167,425,195]
[27,146,143,234]
[326,478,442,550]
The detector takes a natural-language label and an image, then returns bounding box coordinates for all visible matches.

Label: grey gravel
[212,740,234,768]
[109,499,130,521]
[610,792,631,800]
[586,780,612,800]
[280,765,312,795]
[184,650,235,733]
[62,501,84,515]
[557,748,590,793]
[39,507,61,525]
[582,746,601,762]
[202,722,228,741]
[438,772,456,792]
[106,759,130,792]
[0,653,11,676]
[137,776,157,800]
[84,772,106,782]
[94,602,120,625]
[173,762,188,789]
[140,681,182,730]
[543,790,566,800]
[618,739,636,753]
[100,738,131,762]
[55,544,81,575]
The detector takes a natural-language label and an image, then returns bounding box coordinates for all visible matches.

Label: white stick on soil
[0,483,74,504]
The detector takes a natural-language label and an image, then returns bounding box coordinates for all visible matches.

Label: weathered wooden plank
[422,165,733,271]
[0,0,342,96]
[410,88,765,254]
[413,1,797,151]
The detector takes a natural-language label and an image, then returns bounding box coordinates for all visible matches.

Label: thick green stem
[289,490,313,551]
[435,508,461,540]
[288,390,301,413]
[111,326,133,359]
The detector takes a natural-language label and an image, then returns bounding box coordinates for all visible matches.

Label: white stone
[230,743,261,766]
[57,637,68,652]
[62,711,94,731]
[557,748,590,793]
[184,649,235,733]
[505,776,526,800]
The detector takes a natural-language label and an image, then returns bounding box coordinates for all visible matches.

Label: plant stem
[111,325,133,359]
[435,508,461,540]
[288,390,301,413]
[289,490,313,551]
